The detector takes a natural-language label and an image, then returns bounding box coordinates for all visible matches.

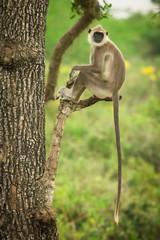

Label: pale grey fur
[57,25,126,224]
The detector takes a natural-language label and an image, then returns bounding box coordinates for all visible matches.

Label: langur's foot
[56,86,77,103]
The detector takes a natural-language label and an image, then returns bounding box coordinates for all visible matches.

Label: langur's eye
[106,32,109,35]
[88,29,92,33]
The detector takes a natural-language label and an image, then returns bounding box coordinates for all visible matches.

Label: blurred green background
[45,1,160,239]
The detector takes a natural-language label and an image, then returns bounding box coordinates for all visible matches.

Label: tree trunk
[0,1,58,239]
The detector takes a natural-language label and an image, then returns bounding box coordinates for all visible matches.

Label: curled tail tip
[114,213,119,225]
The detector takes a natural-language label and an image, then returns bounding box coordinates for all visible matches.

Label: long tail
[113,92,122,225]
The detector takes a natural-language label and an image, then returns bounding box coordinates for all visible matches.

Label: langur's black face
[93,32,104,43]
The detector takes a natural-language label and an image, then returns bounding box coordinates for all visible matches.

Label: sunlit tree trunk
[0,1,58,239]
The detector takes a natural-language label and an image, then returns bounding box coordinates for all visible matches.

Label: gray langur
[57,25,126,224]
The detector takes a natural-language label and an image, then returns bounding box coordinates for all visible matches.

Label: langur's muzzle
[93,32,104,43]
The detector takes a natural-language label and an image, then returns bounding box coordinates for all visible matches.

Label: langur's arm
[72,64,101,73]
[70,64,101,78]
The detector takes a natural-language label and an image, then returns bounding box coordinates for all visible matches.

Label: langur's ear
[88,29,92,33]
[106,32,109,35]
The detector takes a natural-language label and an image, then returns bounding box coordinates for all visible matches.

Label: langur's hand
[66,75,78,88]
[69,66,77,79]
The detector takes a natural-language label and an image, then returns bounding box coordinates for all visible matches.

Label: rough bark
[0,1,58,239]
[45,0,100,102]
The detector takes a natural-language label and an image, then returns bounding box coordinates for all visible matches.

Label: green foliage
[99,1,112,20]
[134,13,160,55]
[152,0,160,4]
[45,3,160,239]
[70,0,83,19]
[70,0,112,20]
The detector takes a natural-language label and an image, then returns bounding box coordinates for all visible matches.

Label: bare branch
[37,94,122,223]
[45,95,122,177]
[76,95,122,110]
[45,0,100,102]
[45,102,73,176]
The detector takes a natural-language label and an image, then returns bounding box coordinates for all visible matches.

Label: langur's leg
[70,72,86,101]
[72,71,112,100]
[57,72,86,102]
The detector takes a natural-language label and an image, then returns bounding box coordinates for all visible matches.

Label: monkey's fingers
[67,75,78,88]
[56,86,65,100]
[66,80,74,88]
